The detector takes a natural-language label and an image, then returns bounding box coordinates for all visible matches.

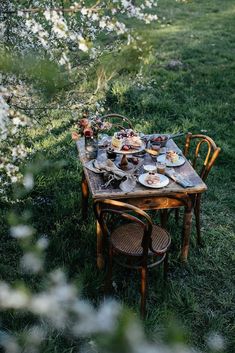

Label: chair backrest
[94,197,191,257]
[100,114,133,130]
[94,199,153,258]
[184,132,221,181]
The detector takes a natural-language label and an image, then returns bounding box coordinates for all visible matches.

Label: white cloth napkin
[165,168,194,188]
[84,159,137,192]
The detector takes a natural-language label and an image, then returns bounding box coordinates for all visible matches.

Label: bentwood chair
[176,133,221,245]
[100,113,133,130]
[94,199,171,318]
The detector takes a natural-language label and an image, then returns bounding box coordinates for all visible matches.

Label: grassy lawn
[1,0,235,352]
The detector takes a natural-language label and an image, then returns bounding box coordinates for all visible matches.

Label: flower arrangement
[77,114,112,138]
[71,114,108,142]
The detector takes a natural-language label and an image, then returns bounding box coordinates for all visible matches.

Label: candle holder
[85,135,98,159]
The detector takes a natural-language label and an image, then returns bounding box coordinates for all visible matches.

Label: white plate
[157,154,185,167]
[138,173,169,189]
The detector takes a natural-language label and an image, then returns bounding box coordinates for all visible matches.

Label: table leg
[97,221,105,270]
[181,206,193,262]
[81,172,89,220]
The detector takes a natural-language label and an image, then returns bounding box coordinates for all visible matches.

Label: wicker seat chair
[94,199,171,318]
[175,132,221,245]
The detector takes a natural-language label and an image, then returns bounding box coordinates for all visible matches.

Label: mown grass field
[1,0,235,352]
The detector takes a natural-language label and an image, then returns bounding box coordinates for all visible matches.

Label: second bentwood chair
[100,113,133,130]
[94,199,171,318]
[175,133,221,245]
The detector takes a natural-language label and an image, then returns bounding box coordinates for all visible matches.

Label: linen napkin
[165,168,194,188]
[84,159,137,192]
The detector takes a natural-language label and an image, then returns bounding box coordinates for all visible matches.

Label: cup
[85,136,98,159]
[106,147,117,161]
[144,164,157,172]
[157,163,166,174]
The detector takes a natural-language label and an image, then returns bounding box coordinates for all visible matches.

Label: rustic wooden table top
[76,137,207,200]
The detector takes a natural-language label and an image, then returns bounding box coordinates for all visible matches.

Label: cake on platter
[111,129,142,151]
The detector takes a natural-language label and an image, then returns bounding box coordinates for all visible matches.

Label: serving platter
[112,142,146,170]
[112,142,146,155]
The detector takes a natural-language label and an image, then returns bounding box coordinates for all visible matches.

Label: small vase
[85,135,98,159]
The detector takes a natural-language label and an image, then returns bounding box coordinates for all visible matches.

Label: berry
[122,145,129,151]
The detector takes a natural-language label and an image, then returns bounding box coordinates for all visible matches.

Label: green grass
[1,0,235,352]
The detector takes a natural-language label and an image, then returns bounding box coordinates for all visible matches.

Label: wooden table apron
[77,138,207,269]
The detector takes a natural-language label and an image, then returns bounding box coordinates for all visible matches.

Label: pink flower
[79,118,89,128]
[71,132,79,141]
[84,127,93,137]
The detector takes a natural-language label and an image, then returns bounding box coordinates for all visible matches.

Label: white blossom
[72,300,120,335]
[0,282,29,309]
[10,225,34,239]
[99,19,106,29]
[23,173,34,190]
[0,94,9,139]
[21,252,43,273]
[36,235,49,250]
[12,116,27,127]
[79,41,89,52]
[207,332,225,351]
[12,144,27,161]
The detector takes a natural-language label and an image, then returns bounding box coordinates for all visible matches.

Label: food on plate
[111,136,123,149]
[145,172,160,185]
[145,148,159,156]
[111,129,142,151]
[166,150,179,163]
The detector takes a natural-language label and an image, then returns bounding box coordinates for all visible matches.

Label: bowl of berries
[150,135,168,147]
[150,132,184,147]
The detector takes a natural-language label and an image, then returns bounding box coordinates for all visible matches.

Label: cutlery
[165,168,194,188]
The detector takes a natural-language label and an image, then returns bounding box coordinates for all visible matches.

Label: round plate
[157,154,185,167]
[113,142,145,155]
[138,173,169,189]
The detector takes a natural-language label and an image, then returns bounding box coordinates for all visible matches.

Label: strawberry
[122,145,130,151]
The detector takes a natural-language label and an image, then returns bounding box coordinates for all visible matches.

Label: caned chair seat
[94,199,173,318]
[111,223,170,256]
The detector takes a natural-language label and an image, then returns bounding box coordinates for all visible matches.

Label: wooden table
[77,137,207,269]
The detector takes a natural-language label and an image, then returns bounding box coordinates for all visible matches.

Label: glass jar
[85,135,98,159]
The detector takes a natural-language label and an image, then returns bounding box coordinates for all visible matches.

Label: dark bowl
[150,138,168,148]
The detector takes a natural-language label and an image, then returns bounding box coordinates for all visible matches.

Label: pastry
[111,136,122,150]
[166,150,179,163]
[145,173,160,185]
[111,129,142,150]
